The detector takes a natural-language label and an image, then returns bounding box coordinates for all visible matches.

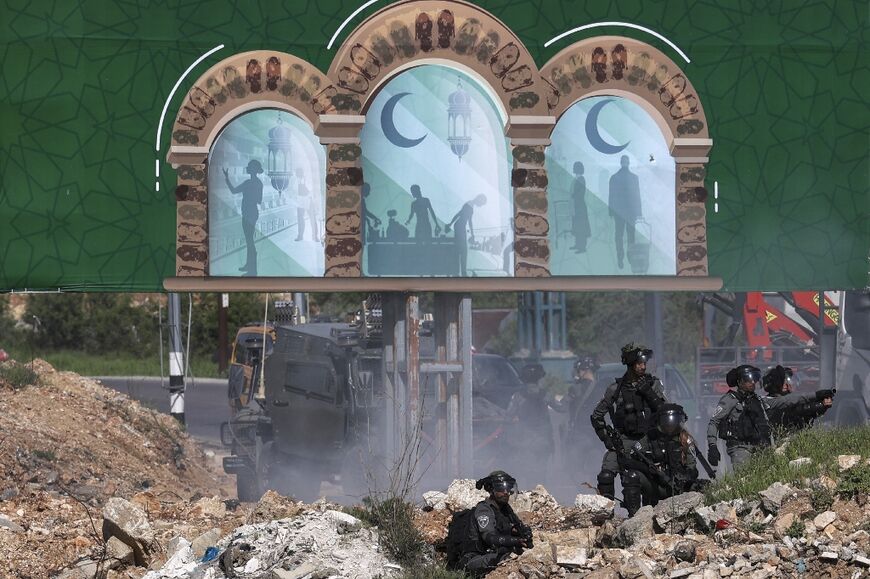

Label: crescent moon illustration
[381,92,427,148]
[585,99,629,155]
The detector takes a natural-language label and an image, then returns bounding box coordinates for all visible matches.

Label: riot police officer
[707,365,772,468]
[762,365,835,433]
[590,343,667,500]
[458,471,532,576]
[619,403,700,515]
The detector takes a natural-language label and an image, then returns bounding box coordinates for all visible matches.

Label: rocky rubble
[2,359,868,579]
[0,359,235,578]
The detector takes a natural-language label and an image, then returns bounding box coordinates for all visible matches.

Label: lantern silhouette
[447,78,471,161]
[267,114,292,195]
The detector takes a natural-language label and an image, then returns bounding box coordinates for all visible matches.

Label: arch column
[508,116,556,276]
[318,114,366,277]
[672,138,713,276]
[171,152,210,276]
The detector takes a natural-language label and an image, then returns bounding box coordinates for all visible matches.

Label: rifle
[685,433,716,480]
[604,425,677,492]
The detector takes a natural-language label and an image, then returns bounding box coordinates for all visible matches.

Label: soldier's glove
[707,443,720,467]
[815,388,836,401]
[600,433,617,452]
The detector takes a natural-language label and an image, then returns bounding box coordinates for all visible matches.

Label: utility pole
[218,293,228,373]
[168,292,185,425]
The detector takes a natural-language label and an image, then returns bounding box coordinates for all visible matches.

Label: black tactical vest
[611,377,654,436]
[720,392,772,444]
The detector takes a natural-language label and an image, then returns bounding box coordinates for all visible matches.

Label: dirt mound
[0,359,234,578]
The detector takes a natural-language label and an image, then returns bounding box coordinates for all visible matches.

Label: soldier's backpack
[445,508,474,570]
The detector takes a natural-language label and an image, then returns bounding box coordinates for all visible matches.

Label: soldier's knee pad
[622,469,641,489]
[597,469,616,486]
[597,469,616,498]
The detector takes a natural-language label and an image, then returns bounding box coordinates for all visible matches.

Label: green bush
[785,519,805,538]
[705,426,870,504]
[358,496,426,566]
[810,486,834,513]
[32,449,56,462]
[0,364,39,389]
[395,564,468,579]
[837,464,870,499]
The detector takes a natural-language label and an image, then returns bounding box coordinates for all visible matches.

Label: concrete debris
[813,510,838,531]
[837,455,861,471]
[106,535,136,567]
[672,540,697,562]
[444,478,489,511]
[421,490,447,510]
[573,494,615,519]
[144,510,392,579]
[789,457,812,468]
[617,506,656,546]
[0,513,25,532]
[191,527,223,560]
[758,482,795,513]
[653,492,704,532]
[103,496,155,566]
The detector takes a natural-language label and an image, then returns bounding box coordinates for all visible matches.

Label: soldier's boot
[622,470,642,517]
[597,469,616,499]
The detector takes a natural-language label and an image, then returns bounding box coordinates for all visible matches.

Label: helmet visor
[658,412,682,435]
[490,478,516,493]
[740,367,761,384]
[635,349,653,363]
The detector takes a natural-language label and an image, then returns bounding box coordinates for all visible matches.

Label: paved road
[93,376,229,445]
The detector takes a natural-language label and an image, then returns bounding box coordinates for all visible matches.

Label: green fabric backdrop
[0,0,866,291]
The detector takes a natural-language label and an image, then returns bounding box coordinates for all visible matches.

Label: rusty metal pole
[406,294,421,440]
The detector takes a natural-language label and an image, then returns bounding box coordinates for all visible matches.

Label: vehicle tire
[255,440,274,496]
[236,469,261,502]
[285,459,323,502]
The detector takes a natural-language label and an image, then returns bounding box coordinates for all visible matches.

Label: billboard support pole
[168,292,185,425]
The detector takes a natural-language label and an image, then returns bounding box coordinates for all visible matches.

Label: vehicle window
[235,332,274,364]
[473,357,523,389]
[285,362,328,391]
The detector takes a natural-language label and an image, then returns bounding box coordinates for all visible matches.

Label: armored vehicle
[221,321,382,501]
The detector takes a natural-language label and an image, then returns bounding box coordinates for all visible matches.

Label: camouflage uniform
[590,372,667,498]
[706,389,772,467]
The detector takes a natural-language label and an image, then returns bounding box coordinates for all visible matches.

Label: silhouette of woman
[446,194,486,276]
[405,184,441,240]
[223,159,264,275]
[571,161,591,252]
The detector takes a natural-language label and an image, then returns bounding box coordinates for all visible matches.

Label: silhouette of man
[446,194,486,276]
[405,184,441,240]
[361,182,381,244]
[608,155,641,269]
[295,176,319,242]
[571,161,591,253]
[223,159,264,275]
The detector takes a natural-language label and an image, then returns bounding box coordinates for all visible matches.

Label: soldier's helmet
[762,365,793,394]
[621,342,653,366]
[475,470,517,494]
[656,403,687,436]
[574,352,598,373]
[726,364,761,388]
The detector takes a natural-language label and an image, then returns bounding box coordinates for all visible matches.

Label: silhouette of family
[363,182,487,276]
[569,154,643,270]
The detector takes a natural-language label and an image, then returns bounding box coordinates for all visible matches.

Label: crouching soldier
[590,343,667,500]
[619,404,702,514]
[455,471,532,576]
[762,365,835,433]
[707,365,772,469]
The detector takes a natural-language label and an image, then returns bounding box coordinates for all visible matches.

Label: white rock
[422,490,448,510]
[273,562,318,579]
[574,493,615,516]
[789,457,812,468]
[838,455,861,471]
[193,496,226,518]
[854,555,870,567]
[445,479,488,510]
[758,482,794,512]
[813,511,837,530]
[0,514,24,533]
[325,509,362,533]
[820,551,838,561]
[670,569,695,578]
